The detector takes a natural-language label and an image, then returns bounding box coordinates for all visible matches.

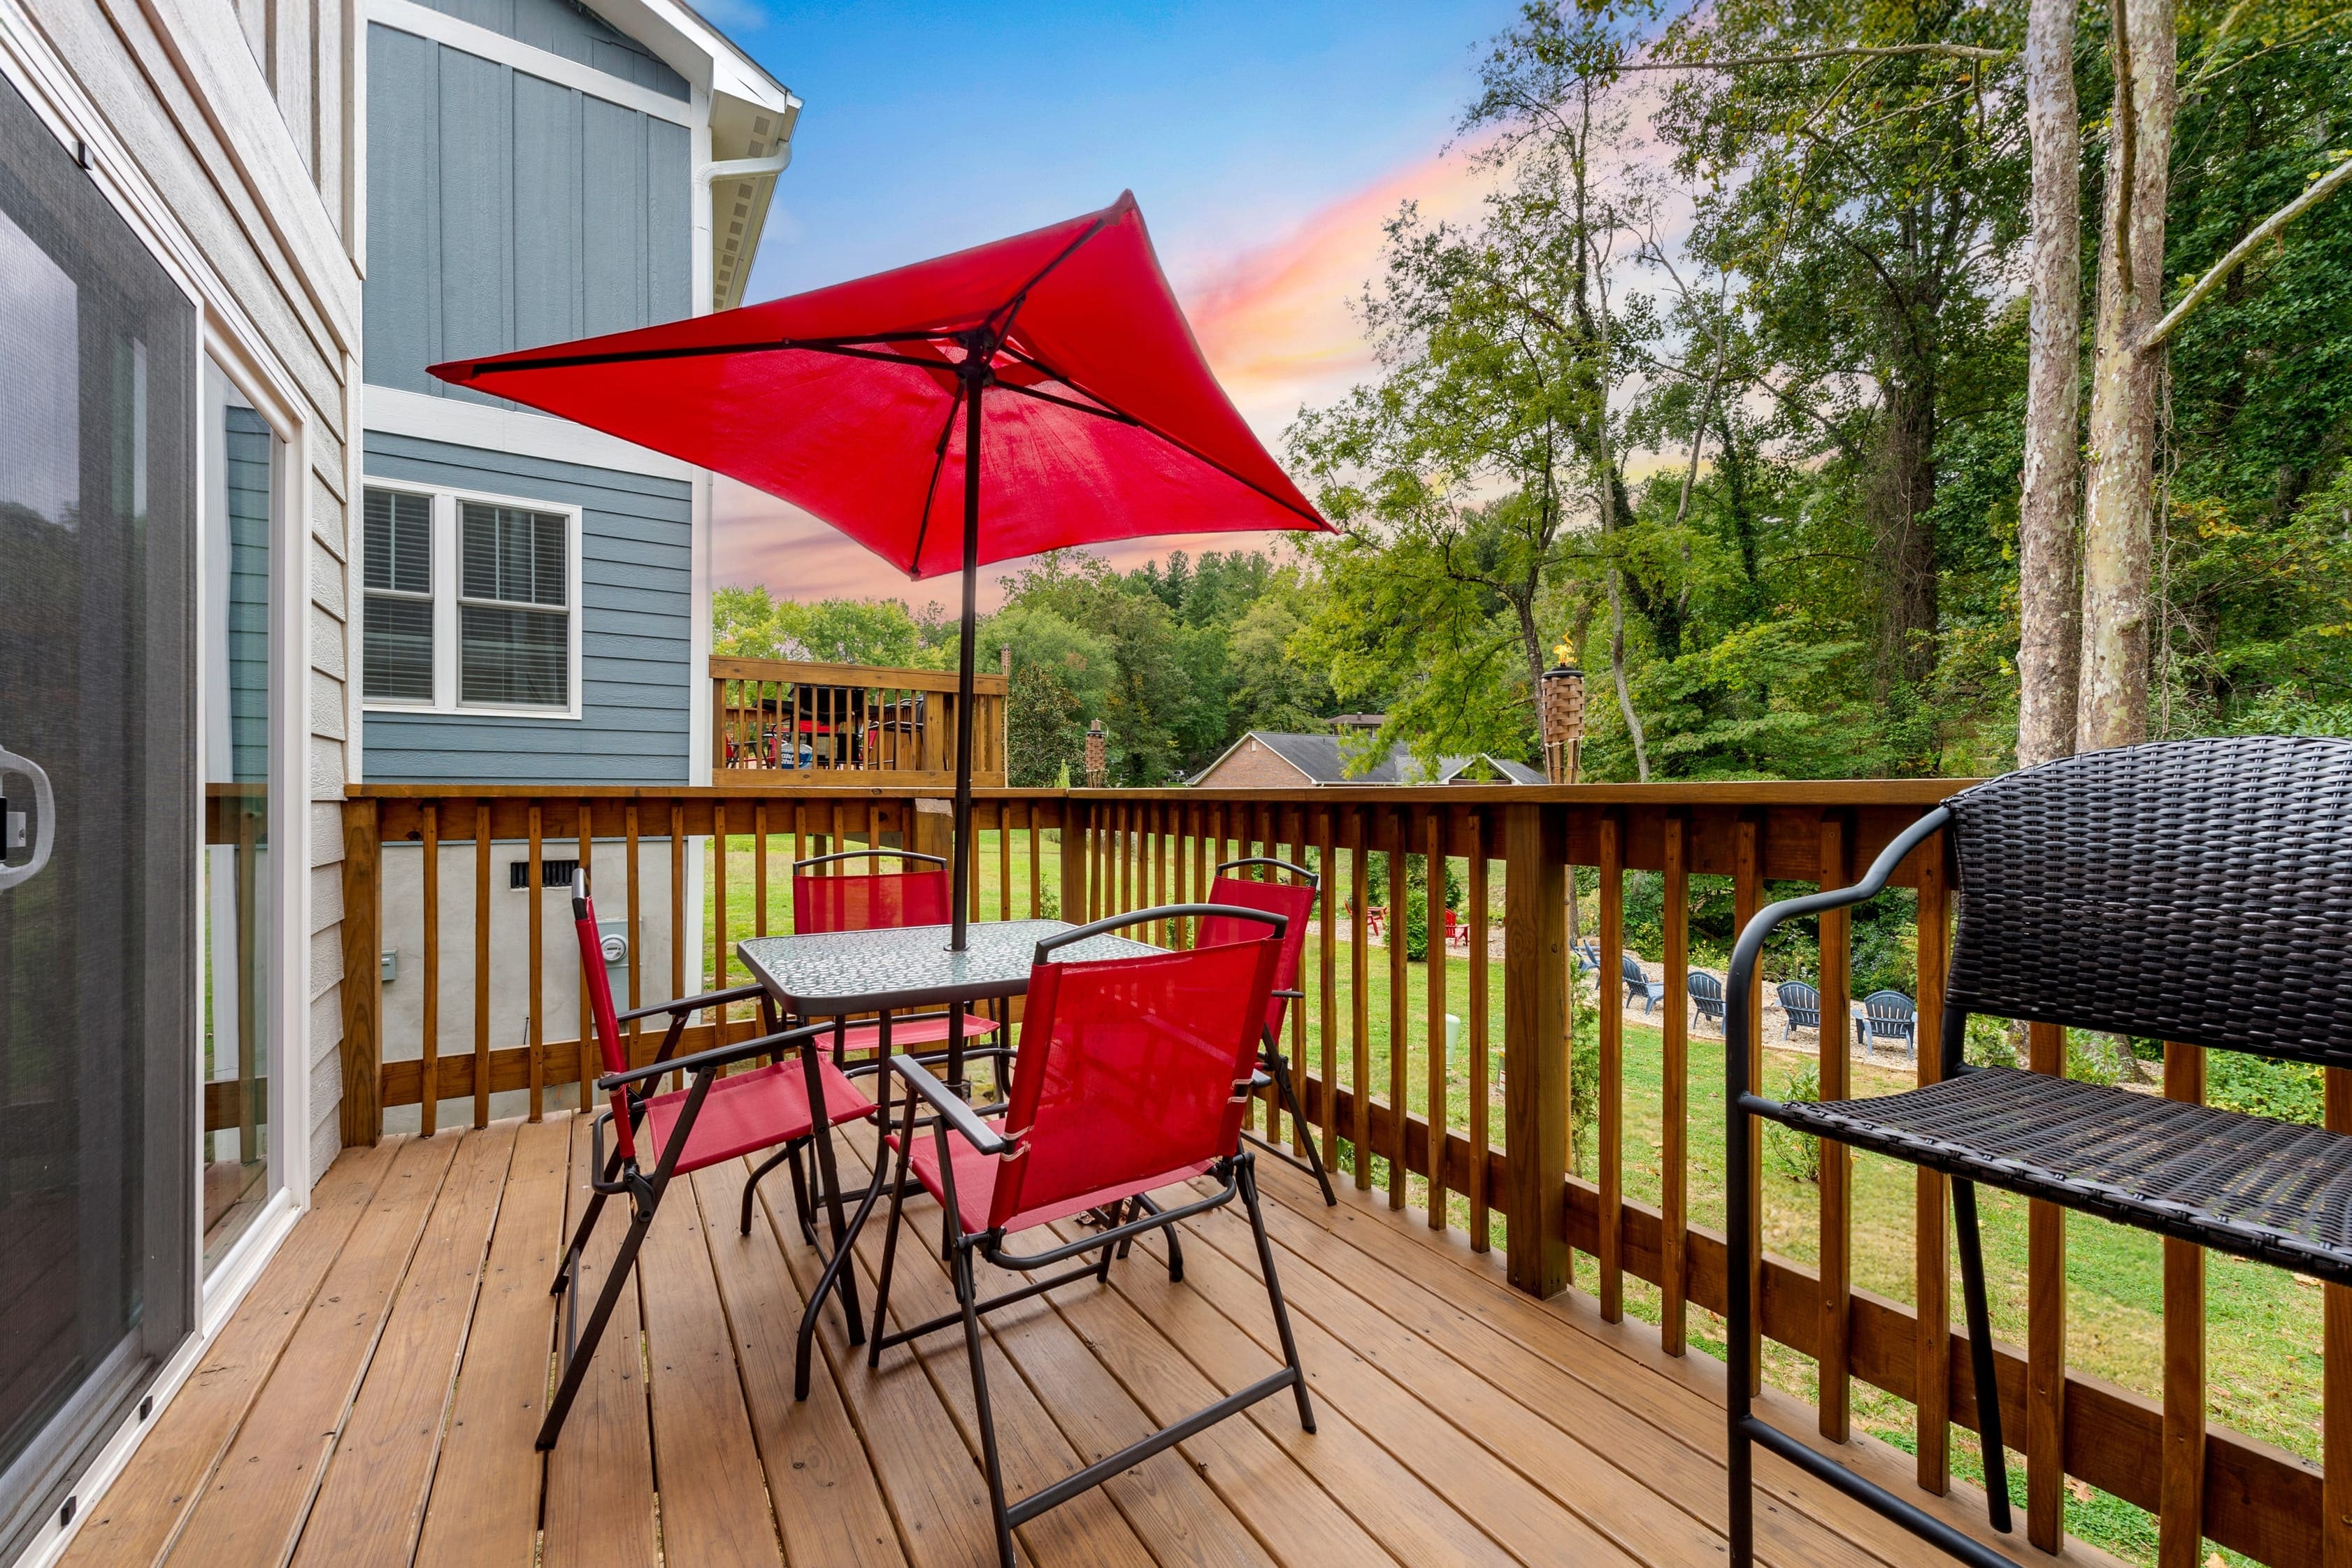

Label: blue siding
[224,408,273,784]
[364,22,691,398]
[361,433,692,784]
[410,0,688,99]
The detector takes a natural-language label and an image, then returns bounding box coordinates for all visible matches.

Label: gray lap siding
[361,431,692,784]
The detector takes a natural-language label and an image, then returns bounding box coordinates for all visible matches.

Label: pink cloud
[714,146,1496,605]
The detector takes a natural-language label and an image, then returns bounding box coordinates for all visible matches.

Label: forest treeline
[719,0,2352,788]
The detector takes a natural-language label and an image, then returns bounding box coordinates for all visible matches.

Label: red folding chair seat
[538,872,871,1451]
[1200,857,1335,1204]
[866,902,1314,1568]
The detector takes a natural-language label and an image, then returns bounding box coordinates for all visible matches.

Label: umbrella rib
[457,332,961,377]
[990,380,1138,424]
[983,211,1119,342]
[907,380,968,578]
[1008,368,1325,527]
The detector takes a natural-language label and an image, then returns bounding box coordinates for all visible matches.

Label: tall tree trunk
[2016,0,2084,769]
[1872,371,1941,689]
[2077,0,2177,751]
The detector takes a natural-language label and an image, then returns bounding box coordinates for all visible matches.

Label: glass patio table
[738,918,1163,1087]
[735,917,1163,1400]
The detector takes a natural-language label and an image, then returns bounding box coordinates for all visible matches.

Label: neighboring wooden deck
[66,1114,2112,1568]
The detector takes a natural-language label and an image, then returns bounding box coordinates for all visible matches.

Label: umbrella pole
[949,368,983,951]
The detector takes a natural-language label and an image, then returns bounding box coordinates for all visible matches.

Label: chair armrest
[1727,806,1951,1108]
[617,982,767,1024]
[886,1056,1012,1155]
[597,1020,829,1091]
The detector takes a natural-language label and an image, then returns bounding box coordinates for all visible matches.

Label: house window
[459,501,569,707]
[363,489,433,700]
[360,483,581,717]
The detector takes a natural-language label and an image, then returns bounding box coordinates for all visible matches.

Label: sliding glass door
[0,73,195,1555]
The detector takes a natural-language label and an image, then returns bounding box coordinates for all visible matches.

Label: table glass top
[736,919,1163,1012]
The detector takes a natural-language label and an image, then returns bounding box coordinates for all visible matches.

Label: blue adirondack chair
[1572,939,1602,977]
[1687,971,1726,1031]
[1777,980,1823,1041]
[1858,989,1919,1058]
[1622,954,1665,1014]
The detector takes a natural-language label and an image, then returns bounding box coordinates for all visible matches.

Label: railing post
[1502,801,1568,1297]
[338,798,382,1146]
[1059,798,1087,923]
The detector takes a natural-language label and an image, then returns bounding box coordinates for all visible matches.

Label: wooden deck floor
[64,1113,2114,1568]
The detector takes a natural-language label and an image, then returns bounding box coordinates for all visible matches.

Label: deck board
[166,1133,459,1568]
[83,1113,2129,1568]
[410,1116,570,1568]
[290,1122,515,1568]
[57,1140,400,1568]
[540,1116,660,1568]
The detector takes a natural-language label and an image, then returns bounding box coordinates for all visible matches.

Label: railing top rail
[710,655,1008,696]
[346,779,1973,805]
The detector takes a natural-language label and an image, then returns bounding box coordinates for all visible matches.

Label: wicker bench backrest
[1944,735,2352,1068]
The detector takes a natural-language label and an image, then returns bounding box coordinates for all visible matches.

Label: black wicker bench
[1723,735,2352,1568]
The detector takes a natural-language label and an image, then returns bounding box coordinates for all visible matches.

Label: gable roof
[1191,732,1547,786]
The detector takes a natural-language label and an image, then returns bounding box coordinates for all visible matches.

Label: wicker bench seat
[1768,1065,2352,1285]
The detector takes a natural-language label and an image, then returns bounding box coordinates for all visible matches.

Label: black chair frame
[1214,854,1339,1206]
[1728,735,2352,1567]
[863,905,1316,1568]
[542,1007,868,1451]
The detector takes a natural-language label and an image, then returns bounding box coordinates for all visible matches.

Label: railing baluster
[713,800,730,1044]
[2028,1019,2067,1552]
[1319,805,1339,1178]
[1425,807,1448,1230]
[2160,1040,2207,1568]
[1661,814,1688,1351]
[578,799,594,1107]
[626,805,643,1070]
[2325,1067,2352,1568]
[1350,812,1370,1190]
[1388,805,1408,1209]
[1598,809,1624,1319]
[1914,830,1952,1488]
[527,800,545,1123]
[1817,812,1852,1432]
[1028,804,1042,919]
[1465,810,1489,1251]
[670,801,687,1083]
[754,803,769,937]
[420,802,440,1137]
[474,799,491,1129]
[998,800,1012,923]
[1289,807,1310,1156]
[1735,811,1763,1393]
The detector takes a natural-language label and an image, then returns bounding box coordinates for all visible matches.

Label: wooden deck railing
[710,656,1008,787]
[337,779,2332,1567]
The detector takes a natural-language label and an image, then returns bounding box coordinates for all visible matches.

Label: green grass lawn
[702,835,2302,1566]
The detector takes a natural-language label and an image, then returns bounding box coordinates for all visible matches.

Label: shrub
[1765,1061,1824,1184]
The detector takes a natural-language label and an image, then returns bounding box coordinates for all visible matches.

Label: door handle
[0,746,56,891]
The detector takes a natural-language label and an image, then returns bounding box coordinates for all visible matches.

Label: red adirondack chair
[1200,856,1336,1205]
[866,903,1313,1567]
[540,872,873,1451]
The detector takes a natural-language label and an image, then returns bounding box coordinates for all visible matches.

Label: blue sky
[706,1,1526,603]
[729,1,1520,300]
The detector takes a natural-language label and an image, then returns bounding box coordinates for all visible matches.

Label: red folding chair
[757,848,1007,1241]
[1202,856,1337,1205]
[866,903,1314,1567]
[540,871,873,1450]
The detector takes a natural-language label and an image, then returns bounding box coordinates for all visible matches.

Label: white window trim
[360,478,586,721]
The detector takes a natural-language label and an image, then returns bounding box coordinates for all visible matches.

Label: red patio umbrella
[431,191,1326,948]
